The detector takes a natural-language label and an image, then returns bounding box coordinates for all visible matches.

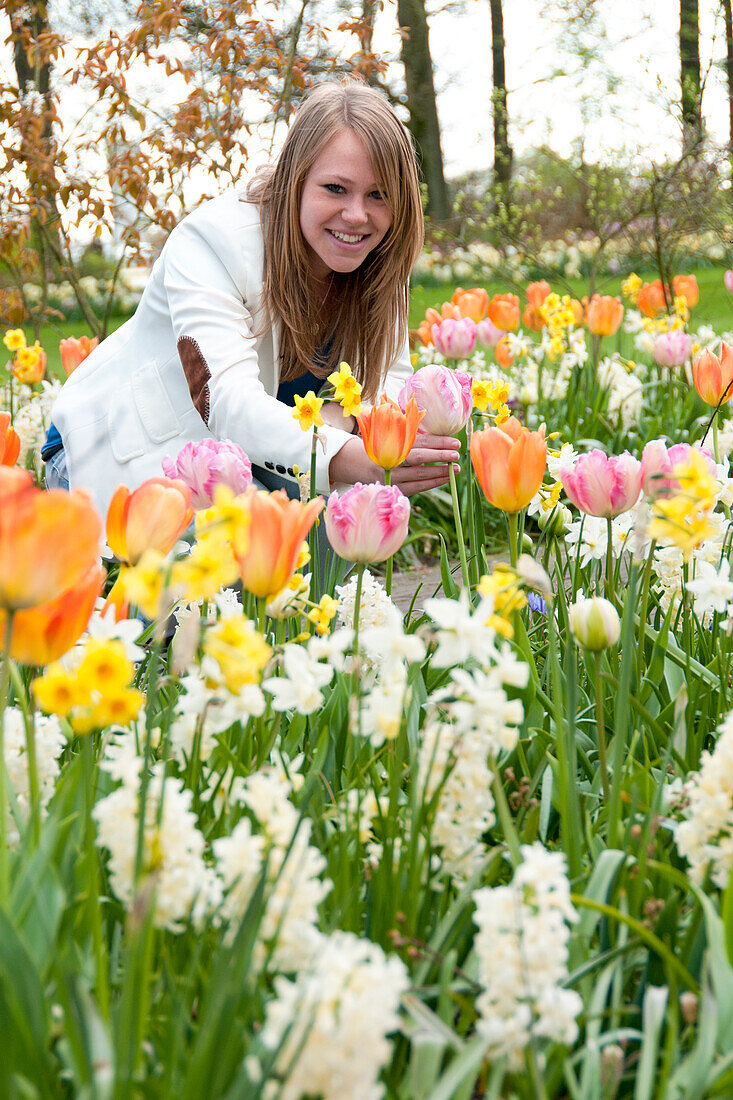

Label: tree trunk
[723,0,733,163]
[489,0,512,189]
[679,0,702,150]
[396,0,451,223]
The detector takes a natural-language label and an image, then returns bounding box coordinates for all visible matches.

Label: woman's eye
[370,190,384,201]
[325,183,344,193]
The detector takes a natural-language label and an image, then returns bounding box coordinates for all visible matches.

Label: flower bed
[3,273,733,1097]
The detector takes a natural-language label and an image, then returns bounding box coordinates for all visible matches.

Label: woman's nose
[342,195,367,224]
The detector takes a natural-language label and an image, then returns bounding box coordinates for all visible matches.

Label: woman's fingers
[391,463,456,496]
[403,433,460,467]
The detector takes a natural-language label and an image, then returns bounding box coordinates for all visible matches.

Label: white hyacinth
[93,756,221,932]
[336,570,400,635]
[472,843,582,1068]
[3,708,66,846]
[260,929,408,1100]
[675,711,733,888]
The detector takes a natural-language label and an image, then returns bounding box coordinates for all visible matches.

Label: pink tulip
[431,317,477,359]
[640,439,715,498]
[724,270,733,294]
[162,439,252,510]
[652,330,694,368]
[476,317,504,349]
[398,365,473,435]
[560,450,642,518]
[324,482,410,563]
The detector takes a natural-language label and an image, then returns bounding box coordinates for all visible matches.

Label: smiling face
[299,128,393,280]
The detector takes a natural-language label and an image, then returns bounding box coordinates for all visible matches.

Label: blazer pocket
[108,383,147,463]
[132,360,182,443]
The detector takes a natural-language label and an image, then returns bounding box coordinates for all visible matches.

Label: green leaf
[634,985,668,1100]
[425,1036,489,1100]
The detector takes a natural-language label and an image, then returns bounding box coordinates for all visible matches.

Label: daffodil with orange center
[0,467,101,612]
[12,341,46,384]
[357,393,425,471]
[470,416,547,514]
[233,487,324,599]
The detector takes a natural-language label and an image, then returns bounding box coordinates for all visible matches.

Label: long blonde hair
[247,79,424,401]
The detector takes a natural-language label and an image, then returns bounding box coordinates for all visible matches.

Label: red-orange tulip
[586,294,624,337]
[357,394,425,470]
[692,342,733,406]
[450,287,489,322]
[637,280,669,318]
[523,281,551,331]
[471,416,547,513]
[672,274,699,309]
[0,411,20,466]
[59,335,99,377]
[2,563,105,665]
[487,293,520,332]
[233,488,324,599]
[494,335,514,369]
[0,467,102,611]
[106,477,193,565]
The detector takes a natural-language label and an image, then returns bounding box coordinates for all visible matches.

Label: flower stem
[0,611,15,904]
[352,563,365,654]
[605,516,614,599]
[384,468,393,597]
[591,653,610,803]
[507,511,518,567]
[309,429,320,597]
[448,462,470,591]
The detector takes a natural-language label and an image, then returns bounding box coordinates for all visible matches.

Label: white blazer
[52,188,414,518]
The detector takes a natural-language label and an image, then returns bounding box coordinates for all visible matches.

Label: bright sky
[371,0,733,177]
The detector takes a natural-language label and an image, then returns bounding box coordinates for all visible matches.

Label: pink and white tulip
[652,330,694,368]
[476,317,504,349]
[398,365,473,435]
[325,482,410,563]
[560,450,642,518]
[162,439,252,510]
[640,439,715,498]
[724,270,733,294]
[431,317,477,360]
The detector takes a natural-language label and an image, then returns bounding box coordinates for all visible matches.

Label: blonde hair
[247,79,424,401]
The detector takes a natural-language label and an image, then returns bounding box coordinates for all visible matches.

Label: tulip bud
[476,317,504,349]
[398,364,472,435]
[431,317,477,360]
[652,330,693,369]
[600,1044,624,1096]
[568,596,621,651]
[725,270,733,295]
[537,503,572,537]
[162,439,253,510]
[325,482,410,563]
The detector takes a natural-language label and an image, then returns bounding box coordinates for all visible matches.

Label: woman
[46,79,460,517]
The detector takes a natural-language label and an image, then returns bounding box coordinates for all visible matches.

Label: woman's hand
[321,401,356,434]
[328,432,460,497]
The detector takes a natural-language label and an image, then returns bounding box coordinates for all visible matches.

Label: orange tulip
[233,488,324,599]
[12,341,46,385]
[569,298,585,326]
[0,467,102,611]
[471,416,547,513]
[0,412,20,466]
[672,274,699,309]
[494,334,514,369]
[487,293,520,332]
[2,563,105,665]
[637,280,669,318]
[692,342,733,406]
[59,335,99,377]
[357,393,425,470]
[586,294,624,337]
[106,477,193,565]
[523,281,551,331]
[440,302,462,320]
[450,287,489,322]
[417,307,442,347]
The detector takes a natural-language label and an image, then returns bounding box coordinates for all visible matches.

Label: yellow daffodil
[307,594,338,636]
[3,328,26,352]
[327,361,363,418]
[203,616,272,693]
[293,390,325,431]
[621,273,643,303]
[33,664,81,718]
